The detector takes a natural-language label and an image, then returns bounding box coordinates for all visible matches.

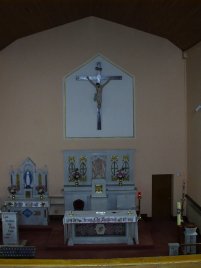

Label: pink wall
[186,42,201,229]
[0,17,186,216]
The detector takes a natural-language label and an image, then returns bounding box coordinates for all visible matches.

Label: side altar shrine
[0,158,47,257]
[3,157,49,226]
[63,149,139,246]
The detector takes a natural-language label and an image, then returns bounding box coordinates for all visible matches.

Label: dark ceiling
[1,0,201,51]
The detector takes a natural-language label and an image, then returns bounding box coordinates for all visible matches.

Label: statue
[87,77,111,129]
[24,170,32,188]
[87,77,111,109]
[76,62,122,130]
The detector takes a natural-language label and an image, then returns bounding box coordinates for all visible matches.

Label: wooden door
[152,174,172,219]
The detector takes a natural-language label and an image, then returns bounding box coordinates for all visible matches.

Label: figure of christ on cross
[76,62,122,130]
[87,78,111,130]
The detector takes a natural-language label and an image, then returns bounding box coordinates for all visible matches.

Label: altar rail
[186,194,201,215]
[180,243,201,254]
[0,255,200,267]
[185,194,201,233]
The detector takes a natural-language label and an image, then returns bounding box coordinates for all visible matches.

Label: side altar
[63,149,139,245]
[4,157,49,225]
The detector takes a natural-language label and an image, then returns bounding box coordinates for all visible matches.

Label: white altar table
[63,210,139,246]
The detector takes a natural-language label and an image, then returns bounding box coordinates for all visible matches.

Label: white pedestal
[184,226,197,254]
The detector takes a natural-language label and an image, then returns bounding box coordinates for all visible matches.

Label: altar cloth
[63,210,137,224]
[63,210,139,245]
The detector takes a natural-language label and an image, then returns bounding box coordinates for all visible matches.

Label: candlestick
[177,201,182,226]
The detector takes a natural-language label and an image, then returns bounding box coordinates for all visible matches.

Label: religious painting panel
[91,155,106,179]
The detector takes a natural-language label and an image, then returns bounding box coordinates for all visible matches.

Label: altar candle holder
[177,201,182,226]
[72,168,81,186]
[137,191,142,216]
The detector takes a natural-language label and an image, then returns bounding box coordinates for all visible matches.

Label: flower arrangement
[116,168,126,179]
[72,168,81,186]
[115,168,127,185]
[36,185,46,195]
[8,185,19,195]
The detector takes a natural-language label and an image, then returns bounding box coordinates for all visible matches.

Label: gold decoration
[80,156,87,163]
[111,155,118,162]
[68,156,75,163]
[123,155,129,162]
[79,156,87,181]
[95,184,103,193]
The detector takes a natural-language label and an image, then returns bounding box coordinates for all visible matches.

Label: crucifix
[76,62,122,130]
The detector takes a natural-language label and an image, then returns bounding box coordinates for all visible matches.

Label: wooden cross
[76,62,122,130]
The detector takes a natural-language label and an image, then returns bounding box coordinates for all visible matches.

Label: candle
[177,201,181,226]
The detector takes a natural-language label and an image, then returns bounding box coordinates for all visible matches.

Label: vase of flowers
[72,168,81,186]
[36,185,46,199]
[8,185,19,199]
[115,168,126,186]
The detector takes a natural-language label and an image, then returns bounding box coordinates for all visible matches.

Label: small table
[63,210,139,246]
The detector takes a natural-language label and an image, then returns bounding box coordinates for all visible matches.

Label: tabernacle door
[91,178,107,210]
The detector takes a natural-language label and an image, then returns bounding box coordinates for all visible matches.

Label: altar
[63,210,138,246]
[63,149,137,211]
[63,149,139,245]
[4,157,49,225]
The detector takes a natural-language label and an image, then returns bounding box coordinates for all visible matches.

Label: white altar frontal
[63,149,139,245]
[63,210,138,246]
